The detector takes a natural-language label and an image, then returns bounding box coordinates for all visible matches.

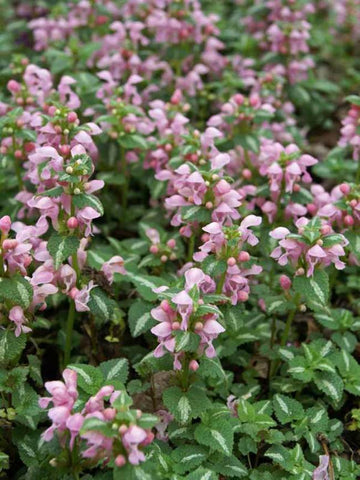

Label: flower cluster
[270,217,348,276]
[151,268,224,371]
[39,368,155,467]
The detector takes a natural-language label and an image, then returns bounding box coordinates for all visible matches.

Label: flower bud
[238,291,249,302]
[195,322,203,331]
[307,203,317,215]
[103,408,116,420]
[167,239,176,249]
[149,245,159,254]
[320,224,331,235]
[344,215,354,226]
[279,275,292,290]
[14,150,23,159]
[189,359,199,371]
[296,267,305,276]
[7,80,21,93]
[67,111,78,123]
[0,215,11,234]
[339,183,351,195]
[67,217,78,229]
[115,455,126,467]
[299,304,307,312]
[2,239,18,251]
[350,199,357,208]
[233,93,244,106]
[48,106,57,116]
[69,287,79,299]
[118,424,128,435]
[238,251,250,262]
[160,255,168,263]
[172,321,180,330]
[227,257,236,267]
[242,168,252,180]
[170,89,182,105]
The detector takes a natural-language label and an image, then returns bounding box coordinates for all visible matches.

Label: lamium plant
[0,1,360,479]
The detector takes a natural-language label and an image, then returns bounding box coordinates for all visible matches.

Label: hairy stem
[64,299,76,366]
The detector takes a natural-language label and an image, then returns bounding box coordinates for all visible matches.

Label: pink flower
[101,256,126,284]
[313,455,330,480]
[238,215,262,246]
[73,280,97,312]
[172,290,193,329]
[9,306,32,337]
[122,425,147,465]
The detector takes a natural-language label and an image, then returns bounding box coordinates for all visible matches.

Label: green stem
[64,299,76,367]
[72,252,81,287]
[187,235,195,262]
[216,270,227,294]
[270,307,297,379]
[14,156,24,190]
[180,355,190,391]
[270,316,276,348]
[120,145,128,210]
[280,308,296,347]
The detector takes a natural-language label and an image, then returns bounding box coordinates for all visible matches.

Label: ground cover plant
[1,0,360,479]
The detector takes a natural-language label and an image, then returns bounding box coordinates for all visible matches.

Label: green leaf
[174,330,200,353]
[118,134,148,150]
[234,133,260,153]
[122,272,166,301]
[187,468,218,480]
[68,364,104,395]
[293,270,329,311]
[346,95,360,106]
[171,445,208,474]
[47,233,80,269]
[72,193,104,215]
[163,385,211,424]
[88,287,115,323]
[273,394,304,424]
[181,206,212,223]
[40,186,63,197]
[0,331,26,366]
[0,275,33,309]
[27,355,43,386]
[128,300,155,337]
[212,454,248,478]
[0,451,9,471]
[314,371,343,403]
[99,358,129,384]
[195,419,234,456]
[81,417,113,436]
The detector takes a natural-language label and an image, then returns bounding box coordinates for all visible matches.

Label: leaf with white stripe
[0,275,33,309]
[47,233,80,269]
[128,299,155,337]
[213,455,247,478]
[195,420,234,457]
[100,358,128,384]
[171,445,207,474]
[314,371,343,403]
[68,363,103,394]
[187,468,217,480]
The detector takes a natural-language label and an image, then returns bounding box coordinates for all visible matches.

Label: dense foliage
[1,1,360,479]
